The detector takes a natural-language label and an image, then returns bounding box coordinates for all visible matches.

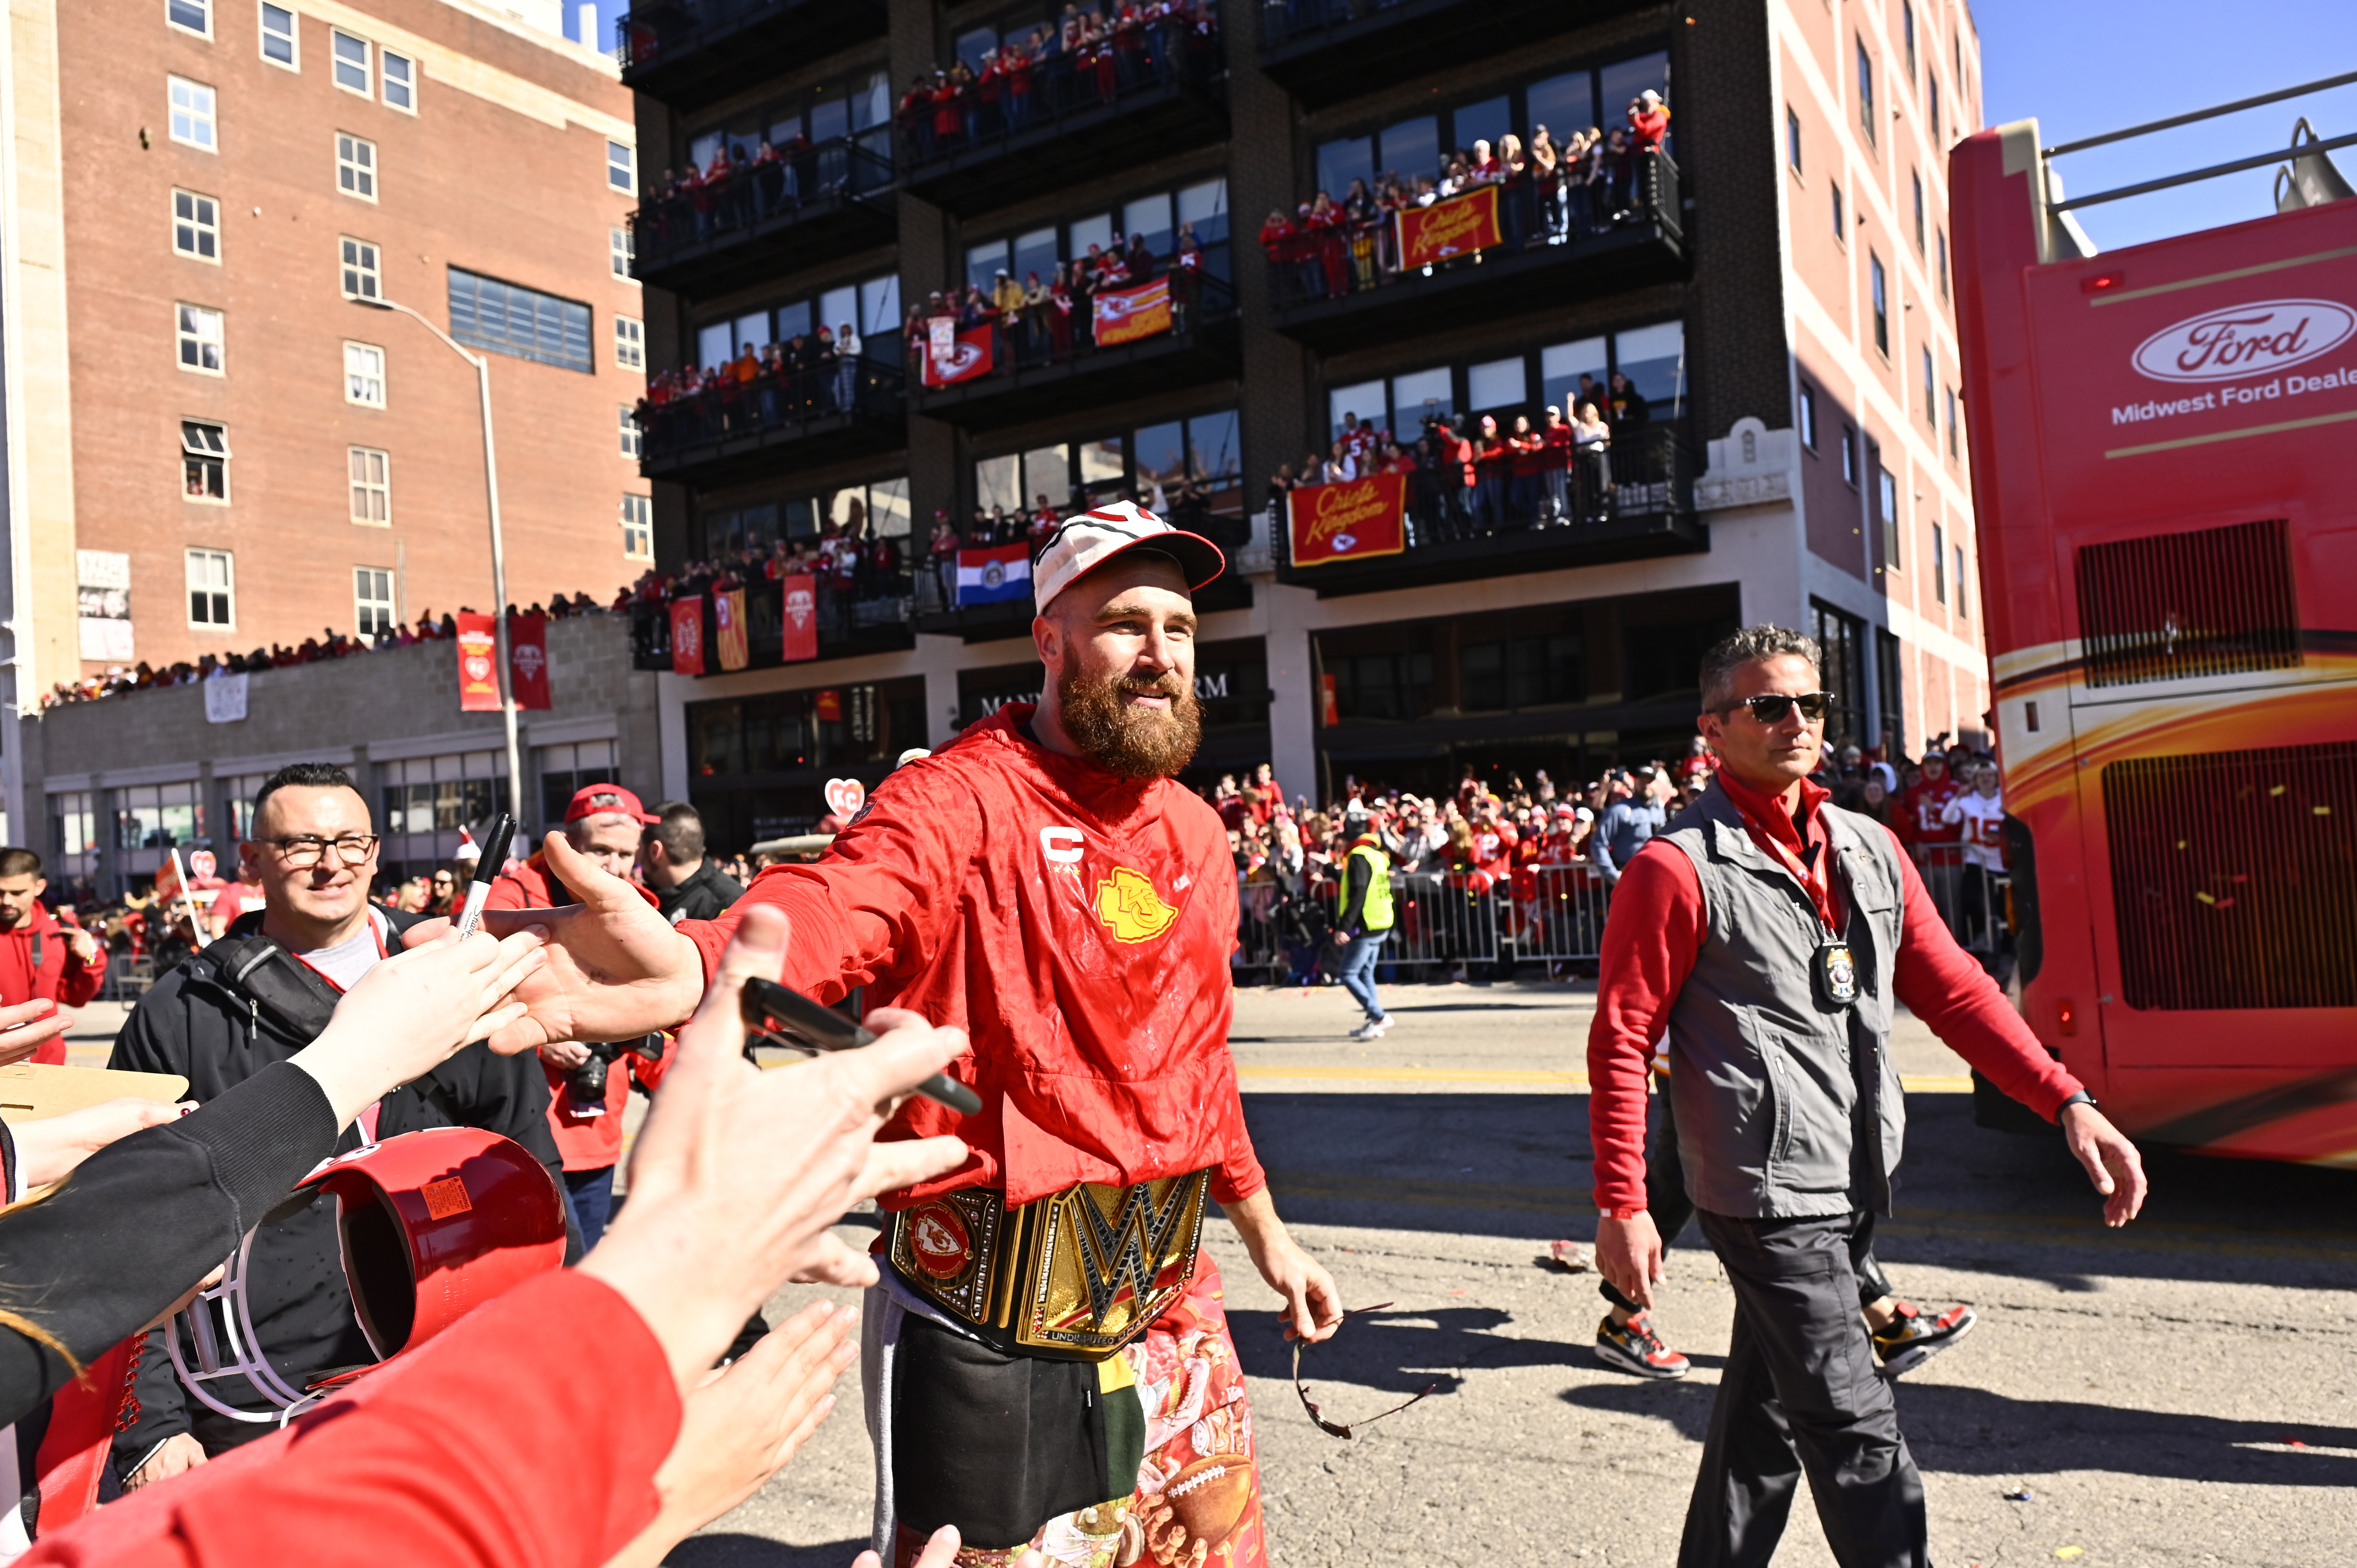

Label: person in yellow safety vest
[1332,810,1396,1040]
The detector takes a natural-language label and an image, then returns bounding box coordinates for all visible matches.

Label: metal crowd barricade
[1231,863,1613,984]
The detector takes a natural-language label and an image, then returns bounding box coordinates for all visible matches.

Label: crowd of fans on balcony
[896,1,1222,162]
[636,322,874,451]
[42,595,612,709]
[1266,375,1669,543]
[635,131,881,252]
[906,222,1215,381]
[1262,89,1670,305]
[619,504,907,629]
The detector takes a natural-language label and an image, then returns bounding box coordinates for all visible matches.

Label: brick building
[0,0,649,838]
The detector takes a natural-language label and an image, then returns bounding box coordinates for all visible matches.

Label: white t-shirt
[1942,789,2007,872]
[297,908,391,992]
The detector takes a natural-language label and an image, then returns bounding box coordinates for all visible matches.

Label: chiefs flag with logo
[924,324,994,388]
[1091,275,1174,347]
[508,612,551,710]
[780,573,818,662]
[455,611,501,712]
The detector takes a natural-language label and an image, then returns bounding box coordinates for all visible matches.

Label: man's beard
[1055,664,1202,780]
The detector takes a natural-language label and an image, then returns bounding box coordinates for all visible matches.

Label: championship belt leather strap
[887,1171,1210,1361]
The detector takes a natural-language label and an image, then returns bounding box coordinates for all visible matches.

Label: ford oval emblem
[2130,298,2356,383]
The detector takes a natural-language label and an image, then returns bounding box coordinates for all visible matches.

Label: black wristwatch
[2057,1089,2097,1114]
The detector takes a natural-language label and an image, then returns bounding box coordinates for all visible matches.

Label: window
[618,404,640,458]
[1929,74,1941,141]
[1832,182,1845,242]
[260,3,296,67]
[1786,108,1802,174]
[1856,41,1875,144]
[181,420,228,500]
[340,236,380,299]
[621,494,653,560]
[186,548,234,627]
[381,50,413,111]
[1911,173,1925,251]
[168,0,211,38]
[336,132,376,200]
[168,76,216,150]
[1946,387,1960,457]
[609,224,634,280]
[1841,424,1858,487]
[176,303,224,374]
[447,268,592,373]
[1956,543,1969,618]
[1878,467,1901,568]
[344,340,385,406]
[1870,251,1889,354]
[1798,384,1818,450]
[332,29,370,95]
[1937,228,1949,299]
[355,567,395,636]
[613,315,643,371]
[1922,348,1936,427]
[1903,2,1918,84]
[606,140,634,193]
[172,189,219,261]
[1933,522,1947,603]
[349,446,389,524]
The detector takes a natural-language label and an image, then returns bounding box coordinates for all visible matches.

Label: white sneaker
[1351,1016,1392,1040]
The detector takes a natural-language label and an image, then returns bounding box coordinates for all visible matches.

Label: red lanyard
[1727,796,1841,934]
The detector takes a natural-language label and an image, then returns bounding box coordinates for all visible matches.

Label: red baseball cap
[564,783,657,825]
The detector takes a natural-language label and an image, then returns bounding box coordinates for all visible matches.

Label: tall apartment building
[0,0,649,836]
[617,0,1987,848]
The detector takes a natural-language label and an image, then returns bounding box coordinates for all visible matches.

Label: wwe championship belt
[888,1171,1210,1361]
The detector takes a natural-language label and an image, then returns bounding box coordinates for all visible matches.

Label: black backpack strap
[203,934,344,1044]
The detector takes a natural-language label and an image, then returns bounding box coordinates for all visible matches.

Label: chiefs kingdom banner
[923,325,993,388]
[669,595,705,676]
[455,611,501,711]
[1395,186,1502,270]
[779,573,818,662]
[1092,275,1173,347]
[1287,473,1408,567]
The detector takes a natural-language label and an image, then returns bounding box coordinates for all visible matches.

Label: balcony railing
[1275,424,1703,594]
[636,357,906,484]
[1256,0,1589,106]
[906,273,1239,427]
[617,0,889,102]
[896,12,1226,214]
[1265,152,1683,348]
[630,136,894,294]
[908,536,1253,638]
[629,573,913,673]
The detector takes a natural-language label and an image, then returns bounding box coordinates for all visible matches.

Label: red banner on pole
[922,325,994,388]
[780,574,818,663]
[714,588,749,672]
[507,613,551,710]
[1395,186,1502,270]
[669,596,705,676]
[1287,472,1409,567]
[456,611,501,711]
[1092,275,1173,347]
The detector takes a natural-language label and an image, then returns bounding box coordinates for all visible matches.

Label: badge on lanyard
[1813,936,1859,1010]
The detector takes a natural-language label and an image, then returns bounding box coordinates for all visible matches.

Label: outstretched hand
[0,998,74,1070]
[2060,1102,2147,1227]
[413,832,707,1056]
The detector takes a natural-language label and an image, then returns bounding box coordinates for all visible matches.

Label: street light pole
[351,296,525,841]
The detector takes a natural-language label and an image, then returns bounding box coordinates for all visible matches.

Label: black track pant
[1679,1210,1929,1568]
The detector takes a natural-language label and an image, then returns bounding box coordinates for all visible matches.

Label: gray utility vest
[1655,781,1908,1220]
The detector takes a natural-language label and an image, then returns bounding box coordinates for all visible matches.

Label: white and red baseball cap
[1030,499,1224,612]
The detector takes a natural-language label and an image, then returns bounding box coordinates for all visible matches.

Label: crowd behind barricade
[1215,730,2011,991]
[1267,382,1671,546]
[42,594,615,710]
[894,1,1222,164]
[1261,88,1671,310]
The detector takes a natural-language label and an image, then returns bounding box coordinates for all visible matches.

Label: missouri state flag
[956,542,1032,606]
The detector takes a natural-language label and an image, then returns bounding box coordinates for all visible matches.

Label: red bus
[1951,93,2357,1164]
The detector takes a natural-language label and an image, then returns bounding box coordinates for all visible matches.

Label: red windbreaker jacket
[680,705,1266,1211]
[0,902,103,1065]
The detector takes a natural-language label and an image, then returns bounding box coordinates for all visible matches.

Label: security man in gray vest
[1587,626,2146,1568]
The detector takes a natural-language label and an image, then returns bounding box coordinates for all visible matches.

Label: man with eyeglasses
[1587,626,2147,1568]
[108,762,569,1493]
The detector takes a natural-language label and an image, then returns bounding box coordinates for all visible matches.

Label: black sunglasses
[1292,1302,1437,1440]
[1724,691,1830,724]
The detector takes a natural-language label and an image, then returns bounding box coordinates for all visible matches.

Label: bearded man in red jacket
[473,501,1341,1568]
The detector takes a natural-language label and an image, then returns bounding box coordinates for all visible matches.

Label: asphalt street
[65,985,2357,1566]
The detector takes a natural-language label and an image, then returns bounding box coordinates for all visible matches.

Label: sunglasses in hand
[1292,1302,1437,1440]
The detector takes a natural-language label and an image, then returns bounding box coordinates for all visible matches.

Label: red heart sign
[823,778,865,821]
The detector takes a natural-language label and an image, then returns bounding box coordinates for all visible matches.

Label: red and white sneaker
[1595,1311,1690,1379]
[1871,1300,1977,1377]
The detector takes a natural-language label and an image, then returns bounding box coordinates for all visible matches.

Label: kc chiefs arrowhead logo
[905,1201,972,1280]
[1093,866,1178,943]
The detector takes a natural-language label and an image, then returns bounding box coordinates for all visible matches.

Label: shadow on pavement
[1224,1302,1684,1400]
[1559,1381,2357,1488]
[669,1536,866,1567]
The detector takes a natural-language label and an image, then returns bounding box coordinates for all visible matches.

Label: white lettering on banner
[2130,298,2356,383]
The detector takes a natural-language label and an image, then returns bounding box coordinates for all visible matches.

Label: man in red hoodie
[469,502,1343,1568]
[0,848,103,1064]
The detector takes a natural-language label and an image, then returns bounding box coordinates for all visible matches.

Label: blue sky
[569,1,2357,253]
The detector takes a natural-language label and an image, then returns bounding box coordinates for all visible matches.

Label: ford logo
[2131,298,2356,383]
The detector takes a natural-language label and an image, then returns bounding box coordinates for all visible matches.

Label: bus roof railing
[2039,71,2357,214]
